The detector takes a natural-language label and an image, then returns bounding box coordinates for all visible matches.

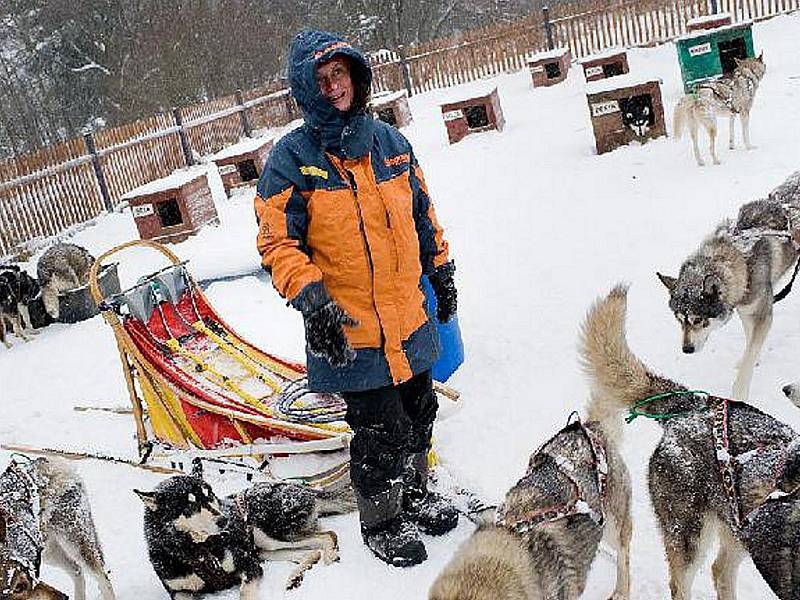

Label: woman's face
[316,56,354,112]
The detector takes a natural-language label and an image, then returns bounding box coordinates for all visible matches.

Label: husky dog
[673,54,766,166]
[0,457,116,600]
[620,95,654,137]
[657,170,800,401]
[135,461,353,599]
[429,346,632,598]
[581,284,800,599]
[36,243,95,320]
[0,266,41,348]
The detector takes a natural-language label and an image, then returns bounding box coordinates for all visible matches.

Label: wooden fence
[2,0,798,258]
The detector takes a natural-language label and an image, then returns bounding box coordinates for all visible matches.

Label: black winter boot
[403,452,459,536]
[356,484,427,567]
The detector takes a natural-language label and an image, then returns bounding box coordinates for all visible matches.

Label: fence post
[83,131,114,212]
[542,5,555,51]
[235,90,253,138]
[396,45,414,97]
[710,0,718,12]
[172,107,195,166]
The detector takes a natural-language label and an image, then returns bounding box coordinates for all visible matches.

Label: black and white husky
[0,266,40,348]
[135,461,354,599]
[0,457,115,600]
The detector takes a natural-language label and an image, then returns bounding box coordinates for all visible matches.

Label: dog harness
[495,416,608,534]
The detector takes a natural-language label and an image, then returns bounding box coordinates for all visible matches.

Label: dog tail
[672,95,695,140]
[579,284,679,441]
[314,481,357,516]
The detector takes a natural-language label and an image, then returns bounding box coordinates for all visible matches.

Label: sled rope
[625,390,710,423]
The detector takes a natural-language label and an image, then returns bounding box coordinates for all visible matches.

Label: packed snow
[2,12,800,599]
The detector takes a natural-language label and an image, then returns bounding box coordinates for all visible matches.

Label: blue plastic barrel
[421,275,464,382]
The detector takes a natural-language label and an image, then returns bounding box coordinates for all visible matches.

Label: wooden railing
[2,0,798,257]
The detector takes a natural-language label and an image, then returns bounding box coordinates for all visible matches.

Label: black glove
[305,300,358,368]
[428,261,457,323]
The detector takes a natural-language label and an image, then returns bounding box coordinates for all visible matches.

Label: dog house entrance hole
[157,198,183,227]
[545,62,562,79]
[603,62,625,78]
[718,37,748,74]
[465,105,489,129]
[236,159,259,182]
[377,107,397,127]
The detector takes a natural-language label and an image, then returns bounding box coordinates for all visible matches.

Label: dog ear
[703,274,721,296]
[190,458,204,479]
[656,272,677,291]
[133,489,159,511]
[758,51,764,63]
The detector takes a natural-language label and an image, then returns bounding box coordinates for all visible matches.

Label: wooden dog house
[209,136,273,196]
[676,21,754,92]
[579,49,629,82]
[586,75,666,155]
[372,90,413,128]
[123,168,219,244]
[527,47,571,87]
[686,12,732,32]
[440,86,505,144]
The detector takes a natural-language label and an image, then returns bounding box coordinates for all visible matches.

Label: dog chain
[710,397,742,528]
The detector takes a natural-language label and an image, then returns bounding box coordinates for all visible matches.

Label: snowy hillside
[2,12,800,599]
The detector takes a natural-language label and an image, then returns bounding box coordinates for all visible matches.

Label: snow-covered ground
[3,12,800,599]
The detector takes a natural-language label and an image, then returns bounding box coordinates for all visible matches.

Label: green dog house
[676,20,754,92]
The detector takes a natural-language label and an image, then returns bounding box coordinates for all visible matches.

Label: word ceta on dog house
[439,85,505,144]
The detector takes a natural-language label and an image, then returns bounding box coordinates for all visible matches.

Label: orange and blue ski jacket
[254,30,450,392]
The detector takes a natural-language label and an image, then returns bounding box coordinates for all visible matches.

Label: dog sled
[81,240,461,486]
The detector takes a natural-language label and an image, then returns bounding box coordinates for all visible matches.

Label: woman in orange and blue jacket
[254,30,459,567]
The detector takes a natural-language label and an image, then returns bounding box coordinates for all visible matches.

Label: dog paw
[608,593,629,600]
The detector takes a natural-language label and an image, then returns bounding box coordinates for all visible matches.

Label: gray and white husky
[582,284,800,600]
[0,457,115,600]
[429,318,633,599]
[135,461,354,599]
[657,169,800,401]
[36,243,95,320]
[673,54,766,166]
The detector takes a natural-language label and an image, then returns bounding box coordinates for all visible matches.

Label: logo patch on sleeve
[300,165,329,179]
[384,153,410,167]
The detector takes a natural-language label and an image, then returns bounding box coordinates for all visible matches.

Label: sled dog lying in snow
[673,54,766,166]
[657,169,800,401]
[36,242,95,320]
[582,285,800,600]
[0,265,40,348]
[0,457,115,600]
[429,334,633,599]
[135,461,354,599]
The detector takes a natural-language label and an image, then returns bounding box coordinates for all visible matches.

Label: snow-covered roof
[677,19,753,41]
[585,73,663,95]
[371,90,407,106]
[577,47,627,64]
[527,47,570,63]
[438,82,497,105]
[207,135,274,162]
[686,12,732,28]
[121,165,212,200]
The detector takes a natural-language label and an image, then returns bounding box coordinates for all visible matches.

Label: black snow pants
[341,370,437,498]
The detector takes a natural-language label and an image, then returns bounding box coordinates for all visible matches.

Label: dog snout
[783,384,795,398]
[682,344,695,354]
[217,515,228,529]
